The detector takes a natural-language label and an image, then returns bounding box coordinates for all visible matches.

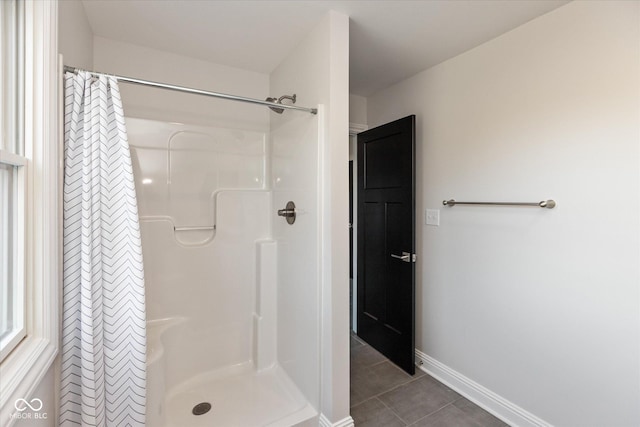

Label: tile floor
[350,333,509,427]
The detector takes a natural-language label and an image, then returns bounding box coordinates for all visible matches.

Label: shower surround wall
[93,11,350,426]
[127,117,270,375]
[127,117,297,426]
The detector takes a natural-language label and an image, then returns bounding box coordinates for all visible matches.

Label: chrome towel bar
[443,199,556,209]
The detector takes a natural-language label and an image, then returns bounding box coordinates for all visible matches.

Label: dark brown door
[357,115,415,374]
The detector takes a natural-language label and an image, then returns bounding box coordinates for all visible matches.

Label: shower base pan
[163,363,317,427]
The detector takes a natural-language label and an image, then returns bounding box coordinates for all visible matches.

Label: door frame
[349,123,368,332]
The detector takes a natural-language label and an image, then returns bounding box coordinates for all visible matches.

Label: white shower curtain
[60,71,146,426]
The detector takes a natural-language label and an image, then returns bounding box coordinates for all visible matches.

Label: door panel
[364,136,404,189]
[364,129,412,190]
[386,202,412,334]
[363,202,385,319]
[357,115,416,375]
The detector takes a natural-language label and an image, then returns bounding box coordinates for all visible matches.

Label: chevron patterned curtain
[60,71,146,426]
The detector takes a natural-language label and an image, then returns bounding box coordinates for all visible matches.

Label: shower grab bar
[174,225,216,231]
[443,199,556,209]
[63,65,318,115]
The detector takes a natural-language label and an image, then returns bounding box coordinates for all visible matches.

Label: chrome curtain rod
[63,65,318,115]
[443,199,556,209]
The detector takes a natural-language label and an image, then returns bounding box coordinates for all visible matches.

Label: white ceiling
[81,0,569,96]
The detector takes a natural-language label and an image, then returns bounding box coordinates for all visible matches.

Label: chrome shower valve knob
[277,201,296,224]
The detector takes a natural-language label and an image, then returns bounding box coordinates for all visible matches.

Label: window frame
[0,0,27,363]
[0,151,27,363]
[0,1,59,425]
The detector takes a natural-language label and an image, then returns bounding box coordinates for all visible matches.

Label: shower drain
[192,402,212,416]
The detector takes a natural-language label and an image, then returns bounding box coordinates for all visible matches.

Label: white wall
[349,94,367,126]
[367,2,639,426]
[14,367,56,427]
[93,36,269,131]
[58,0,93,69]
[270,10,351,425]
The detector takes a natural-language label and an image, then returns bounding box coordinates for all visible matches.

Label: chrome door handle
[390,252,411,262]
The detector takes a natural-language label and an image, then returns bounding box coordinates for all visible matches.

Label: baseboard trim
[414,349,552,427]
[318,413,355,427]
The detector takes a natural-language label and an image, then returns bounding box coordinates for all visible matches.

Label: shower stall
[83,11,351,427]
[130,112,318,426]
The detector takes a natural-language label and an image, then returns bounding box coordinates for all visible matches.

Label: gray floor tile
[409,404,471,427]
[351,398,406,427]
[451,398,509,427]
[351,361,414,406]
[349,336,498,427]
[410,398,508,427]
[350,342,387,369]
[351,335,365,349]
[411,365,427,379]
[378,375,461,424]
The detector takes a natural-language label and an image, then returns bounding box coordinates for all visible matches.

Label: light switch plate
[426,209,440,226]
